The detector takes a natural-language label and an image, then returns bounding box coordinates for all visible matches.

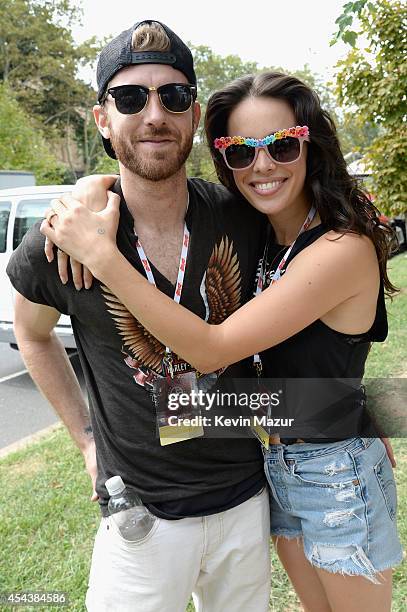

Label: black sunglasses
[102,83,197,115]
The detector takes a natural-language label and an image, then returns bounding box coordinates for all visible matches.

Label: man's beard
[109,125,193,181]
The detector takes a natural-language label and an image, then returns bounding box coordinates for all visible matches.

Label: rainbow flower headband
[214,125,309,150]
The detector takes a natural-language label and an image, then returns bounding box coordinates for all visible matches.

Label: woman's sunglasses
[214,126,310,170]
[101,83,197,115]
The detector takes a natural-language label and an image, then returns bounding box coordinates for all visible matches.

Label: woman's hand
[43,174,118,289]
[42,241,95,290]
[381,437,396,468]
[41,191,121,275]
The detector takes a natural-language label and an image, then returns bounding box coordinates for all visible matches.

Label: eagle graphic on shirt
[101,236,242,383]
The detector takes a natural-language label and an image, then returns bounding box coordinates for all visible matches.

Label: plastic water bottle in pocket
[106,475,157,541]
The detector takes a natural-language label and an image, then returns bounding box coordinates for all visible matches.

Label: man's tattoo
[97,228,106,235]
[84,425,93,436]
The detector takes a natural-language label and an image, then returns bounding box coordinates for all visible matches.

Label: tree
[0,82,65,183]
[333,0,407,214]
[0,0,103,178]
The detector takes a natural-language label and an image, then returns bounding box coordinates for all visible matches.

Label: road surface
[0,343,85,451]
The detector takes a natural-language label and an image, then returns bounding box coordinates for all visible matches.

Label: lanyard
[136,223,190,374]
[253,205,317,373]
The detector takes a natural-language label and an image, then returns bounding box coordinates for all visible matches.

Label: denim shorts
[263,437,404,583]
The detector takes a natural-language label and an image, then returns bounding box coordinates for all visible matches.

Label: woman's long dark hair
[205,72,397,295]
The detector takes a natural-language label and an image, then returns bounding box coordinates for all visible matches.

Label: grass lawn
[365,252,407,378]
[1,253,406,611]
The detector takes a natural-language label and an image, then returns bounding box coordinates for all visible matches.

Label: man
[7,20,270,612]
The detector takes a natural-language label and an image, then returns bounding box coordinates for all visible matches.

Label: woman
[43,72,403,610]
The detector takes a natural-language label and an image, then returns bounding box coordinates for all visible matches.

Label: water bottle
[105,475,157,541]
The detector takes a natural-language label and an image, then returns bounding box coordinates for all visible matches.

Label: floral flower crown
[214,125,309,150]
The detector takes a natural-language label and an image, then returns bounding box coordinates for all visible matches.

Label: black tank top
[261,225,387,442]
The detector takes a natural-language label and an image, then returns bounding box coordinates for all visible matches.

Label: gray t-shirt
[7,178,266,518]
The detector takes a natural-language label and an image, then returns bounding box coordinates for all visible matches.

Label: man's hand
[14,296,99,500]
[41,191,120,273]
[43,174,117,289]
[82,440,99,502]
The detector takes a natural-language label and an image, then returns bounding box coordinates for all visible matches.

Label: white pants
[86,487,270,612]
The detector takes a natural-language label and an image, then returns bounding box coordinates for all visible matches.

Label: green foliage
[0,0,99,129]
[191,44,258,105]
[334,0,407,215]
[330,0,370,47]
[0,82,65,183]
[367,132,407,212]
[337,116,380,157]
[93,154,120,175]
[0,0,103,178]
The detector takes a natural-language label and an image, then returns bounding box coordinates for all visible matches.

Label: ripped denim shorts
[263,437,403,583]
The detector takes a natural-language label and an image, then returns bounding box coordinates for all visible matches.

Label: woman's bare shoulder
[314,229,377,261]
[322,229,374,245]
[288,229,378,281]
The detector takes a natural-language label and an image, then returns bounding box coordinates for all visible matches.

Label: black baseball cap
[96,20,197,159]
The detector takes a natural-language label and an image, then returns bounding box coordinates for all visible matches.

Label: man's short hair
[131,21,171,52]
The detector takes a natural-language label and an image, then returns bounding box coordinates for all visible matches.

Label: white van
[0,185,76,349]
